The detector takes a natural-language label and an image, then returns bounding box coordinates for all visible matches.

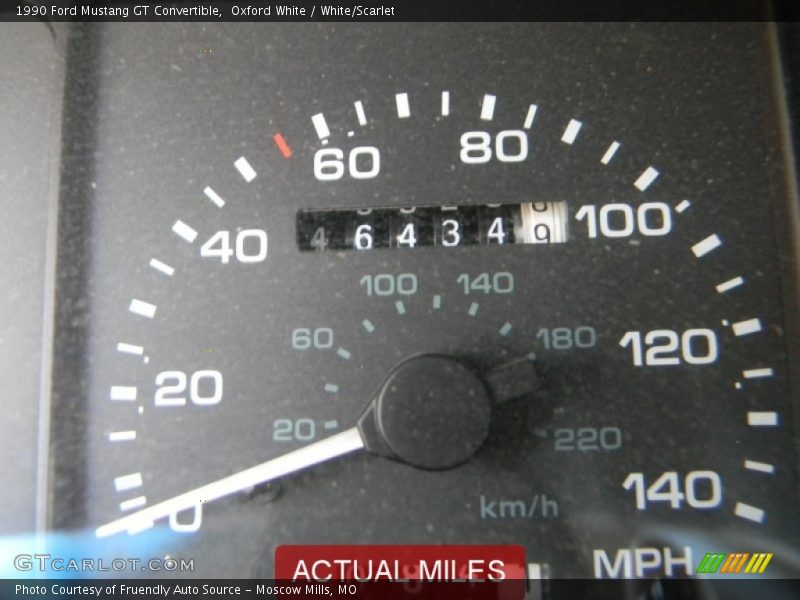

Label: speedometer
[40,21,800,585]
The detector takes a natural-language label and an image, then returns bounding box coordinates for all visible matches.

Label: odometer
[296,201,569,251]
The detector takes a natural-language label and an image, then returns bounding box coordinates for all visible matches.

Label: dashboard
[1,17,799,596]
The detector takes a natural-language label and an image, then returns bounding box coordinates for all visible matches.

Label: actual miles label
[275,544,526,599]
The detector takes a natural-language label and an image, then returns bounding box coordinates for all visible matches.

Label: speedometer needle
[95,427,365,537]
[96,354,541,537]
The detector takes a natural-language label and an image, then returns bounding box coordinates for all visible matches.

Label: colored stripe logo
[697,552,773,574]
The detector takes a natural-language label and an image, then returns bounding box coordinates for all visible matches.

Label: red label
[274,544,525,599]
[276,544,525,581]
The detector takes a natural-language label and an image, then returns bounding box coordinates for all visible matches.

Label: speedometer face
[50,23,800,580]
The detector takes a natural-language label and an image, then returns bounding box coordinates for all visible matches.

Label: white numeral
[619,329,718,367]
[169,503,202,532]
[441,219,461,247]
[396,223,417,248]
[623,471,722,510]
[155,370,223,407]
[576,203,672,238]
[460,130,528,164]
[355,224,373,250]
[201,230,267,264]
[314,146,380,181]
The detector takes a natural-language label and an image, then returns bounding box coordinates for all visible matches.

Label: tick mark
[110,386,137,402]
[743,368,774,379]
[119,496,147,511]
[480,94,496,121]
[312,113,330,140]
[441,91,450,116]
[234,157,257,182]
[748,411,778,426]
[600,141,620,164]
[523,104,538,129]
[561,119,582,144]
[114,473,143,492]
[691,234,722,258]
[129,299,156,319]
[172,220,198,243]
[395,93,410,118]
[744,460,775,474]
[732,318,763,337]
[117,343,144,356]
[734,502,765,523]
[273,133,293,158]
[354,101,367,126]
[108,430,136,442]
[716,276,744,293]
[149,258,175,277]
[634,166,659,191]
[203,186,225,208]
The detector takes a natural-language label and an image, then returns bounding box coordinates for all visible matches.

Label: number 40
[200,229,267,264]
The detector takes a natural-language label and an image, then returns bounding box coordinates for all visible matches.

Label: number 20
[155,370,223,407]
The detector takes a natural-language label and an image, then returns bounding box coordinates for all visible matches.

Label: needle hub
[358,354,493,470]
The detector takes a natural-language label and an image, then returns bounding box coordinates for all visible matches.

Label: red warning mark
[273,133,293,159]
